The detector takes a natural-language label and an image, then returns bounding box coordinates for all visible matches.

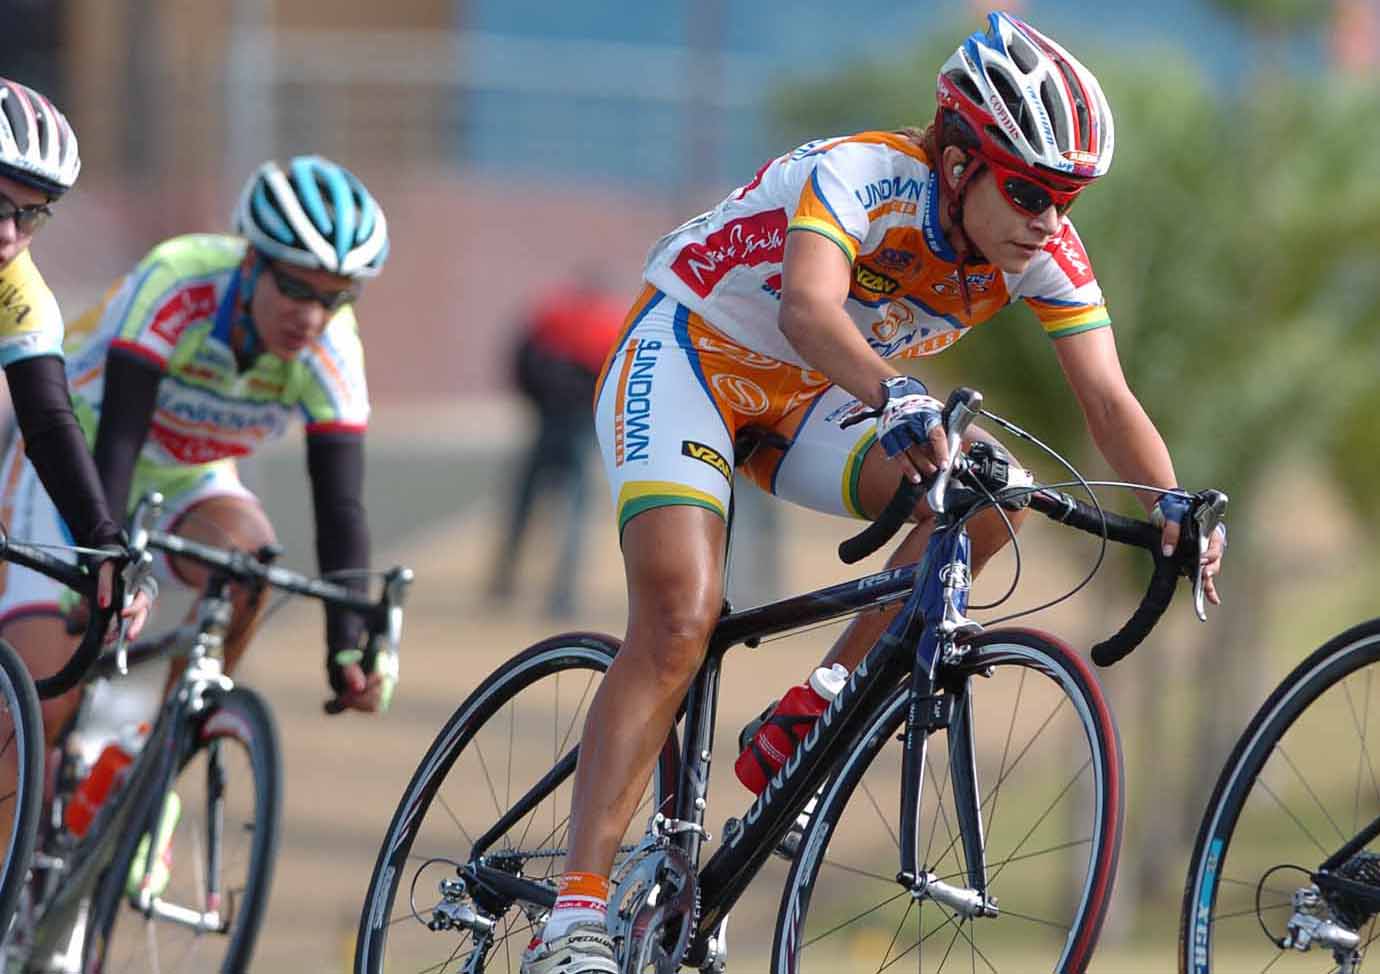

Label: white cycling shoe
[520,922,619,974]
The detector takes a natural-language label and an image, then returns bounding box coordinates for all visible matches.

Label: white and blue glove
[876,376,946,459]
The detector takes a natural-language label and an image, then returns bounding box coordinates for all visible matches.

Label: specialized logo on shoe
[682,440,731,482]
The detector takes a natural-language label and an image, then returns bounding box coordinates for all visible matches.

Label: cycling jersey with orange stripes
[597,131,1110,533]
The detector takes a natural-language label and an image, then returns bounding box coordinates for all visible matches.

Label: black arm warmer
[6,354,122,547]
[307,431,370,650]
[93,347,163,519]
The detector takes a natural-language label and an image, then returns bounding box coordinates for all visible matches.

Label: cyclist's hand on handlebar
[876,377,949,484]
[1153,491,1227,607]
[326,644,397,715]
[95,559,154,642]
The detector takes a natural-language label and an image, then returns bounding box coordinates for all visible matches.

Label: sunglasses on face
[986,160,1084,217]
[0,193,54,236]
[266,262,360,311]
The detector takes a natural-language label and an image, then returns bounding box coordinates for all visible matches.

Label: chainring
[609,840,697,974]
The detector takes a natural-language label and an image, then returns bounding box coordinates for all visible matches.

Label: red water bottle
[735,664,848,795]
[65,731,139,838]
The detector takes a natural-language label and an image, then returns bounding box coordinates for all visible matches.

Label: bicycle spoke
[923,749,957,873]
[1252,771,1335,859]
[801,888,912,948]
[986,757,1090,888]
[876,897,916,974]
[1341,672,1380,834]
[1272,741,1350,846]
[435,792,477,850]
[985,667,1027,841]
[819,858,901,884]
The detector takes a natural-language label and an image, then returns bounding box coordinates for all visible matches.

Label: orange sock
[539,871,610,942]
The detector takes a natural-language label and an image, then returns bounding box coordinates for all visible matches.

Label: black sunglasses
[266,262,360,311]
[1000,175,1079,217]
[0,192,54,235]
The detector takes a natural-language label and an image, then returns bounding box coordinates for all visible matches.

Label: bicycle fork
[895,533,999,922]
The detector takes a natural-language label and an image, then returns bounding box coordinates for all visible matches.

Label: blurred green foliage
[770,25,1380,527]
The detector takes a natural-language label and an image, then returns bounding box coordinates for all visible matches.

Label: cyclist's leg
[743,384,1028,674]
[158,467,274,676]
[568,288,737,877]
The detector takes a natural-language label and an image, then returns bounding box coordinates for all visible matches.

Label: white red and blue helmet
[235,155,389,278]
[0,78,80,196]
[937,12,1114,181]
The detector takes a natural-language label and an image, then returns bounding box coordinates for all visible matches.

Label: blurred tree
[769,22,1380,935]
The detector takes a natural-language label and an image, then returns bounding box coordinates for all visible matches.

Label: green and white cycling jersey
[62,233,370,506]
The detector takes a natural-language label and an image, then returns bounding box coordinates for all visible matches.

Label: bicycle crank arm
[899,871,999,919]
[135,896,228,933]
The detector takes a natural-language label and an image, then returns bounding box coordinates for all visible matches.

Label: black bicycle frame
[464,517,982,966]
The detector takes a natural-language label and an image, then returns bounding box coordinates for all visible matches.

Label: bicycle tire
[1179,617,1380,973]
[0,639,44,940]
[773,627,1124,974]
[81,686,282,974]
[355,632,679,974]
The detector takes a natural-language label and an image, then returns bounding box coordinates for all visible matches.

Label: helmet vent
[987,66,1039,149]
[1,93,27,155]
[983,124,1018,158]
[1006,33,1040,74]
[944,69,983,107]
[1056,60,1092,146]
[1039,78,1069,149]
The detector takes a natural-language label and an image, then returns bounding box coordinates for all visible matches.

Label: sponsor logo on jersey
[1045,226,1094,287]
[873,247,916,271]
[824,398,872,427]
[854,265,900,296]
[761,272,783,300]
[930,269,996,297]
[682,440,731,482]
[151,425,252,464]
[615,338,662,465]
[671,210,787,299]
[247,375,286,396]
[710,373,769,417]
[853,177,924,211]
[0,281,31,324]
[150,283,216,346]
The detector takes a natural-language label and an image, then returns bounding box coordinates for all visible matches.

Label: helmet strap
[942,155,986,317]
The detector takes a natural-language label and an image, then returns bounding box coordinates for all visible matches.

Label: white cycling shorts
[595,285,884,536]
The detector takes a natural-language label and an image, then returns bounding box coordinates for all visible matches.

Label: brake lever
[1189,489,1229,622]
[927,390,983,515]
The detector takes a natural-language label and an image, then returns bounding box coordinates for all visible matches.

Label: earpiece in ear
[952,164,966,178]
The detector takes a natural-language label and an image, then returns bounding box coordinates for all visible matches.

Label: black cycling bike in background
[0,521,144,942]
[1181,616,1380,974]
[357,387,1227,974]
[1,494,413,974]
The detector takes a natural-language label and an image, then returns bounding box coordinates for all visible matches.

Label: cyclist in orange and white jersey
[521,14,1228,973]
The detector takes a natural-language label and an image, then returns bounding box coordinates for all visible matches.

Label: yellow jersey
[0,249,64,368]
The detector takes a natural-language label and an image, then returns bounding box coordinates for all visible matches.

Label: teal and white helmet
[235,155,389,278]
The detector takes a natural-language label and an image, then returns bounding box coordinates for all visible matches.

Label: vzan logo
[682,440,731,482]
[854,265,900,295]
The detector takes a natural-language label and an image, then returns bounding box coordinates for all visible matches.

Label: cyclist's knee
[168,495,276,587]
[1,613,83,748]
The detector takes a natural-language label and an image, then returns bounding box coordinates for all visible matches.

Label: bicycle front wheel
[1180,618,1380,973]
[355,632,679,974]
[83,686,282,974]
[0,639,44,939]
[774,627,1124,974]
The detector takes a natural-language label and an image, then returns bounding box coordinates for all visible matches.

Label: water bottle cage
[742,712,823,781]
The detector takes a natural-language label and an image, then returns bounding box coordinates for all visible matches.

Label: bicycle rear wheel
[355,632,679,974]
[82,686,282,974]
[1180,618,1380,973]
[773,627,1123,974]
[0,639,43,939]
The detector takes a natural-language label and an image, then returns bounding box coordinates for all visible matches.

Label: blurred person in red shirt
[489,272,625,617]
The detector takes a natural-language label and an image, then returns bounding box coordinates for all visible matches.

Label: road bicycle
[2,494,413,974]
[1181,615,1380,973]
[357,387,1227,974]
[0,524,142,943]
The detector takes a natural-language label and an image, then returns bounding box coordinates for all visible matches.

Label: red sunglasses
[984,159,1086,217]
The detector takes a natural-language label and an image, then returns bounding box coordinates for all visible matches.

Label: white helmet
[937,12,1114,180]
[0,78,81,196]
[235,155,389,278]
